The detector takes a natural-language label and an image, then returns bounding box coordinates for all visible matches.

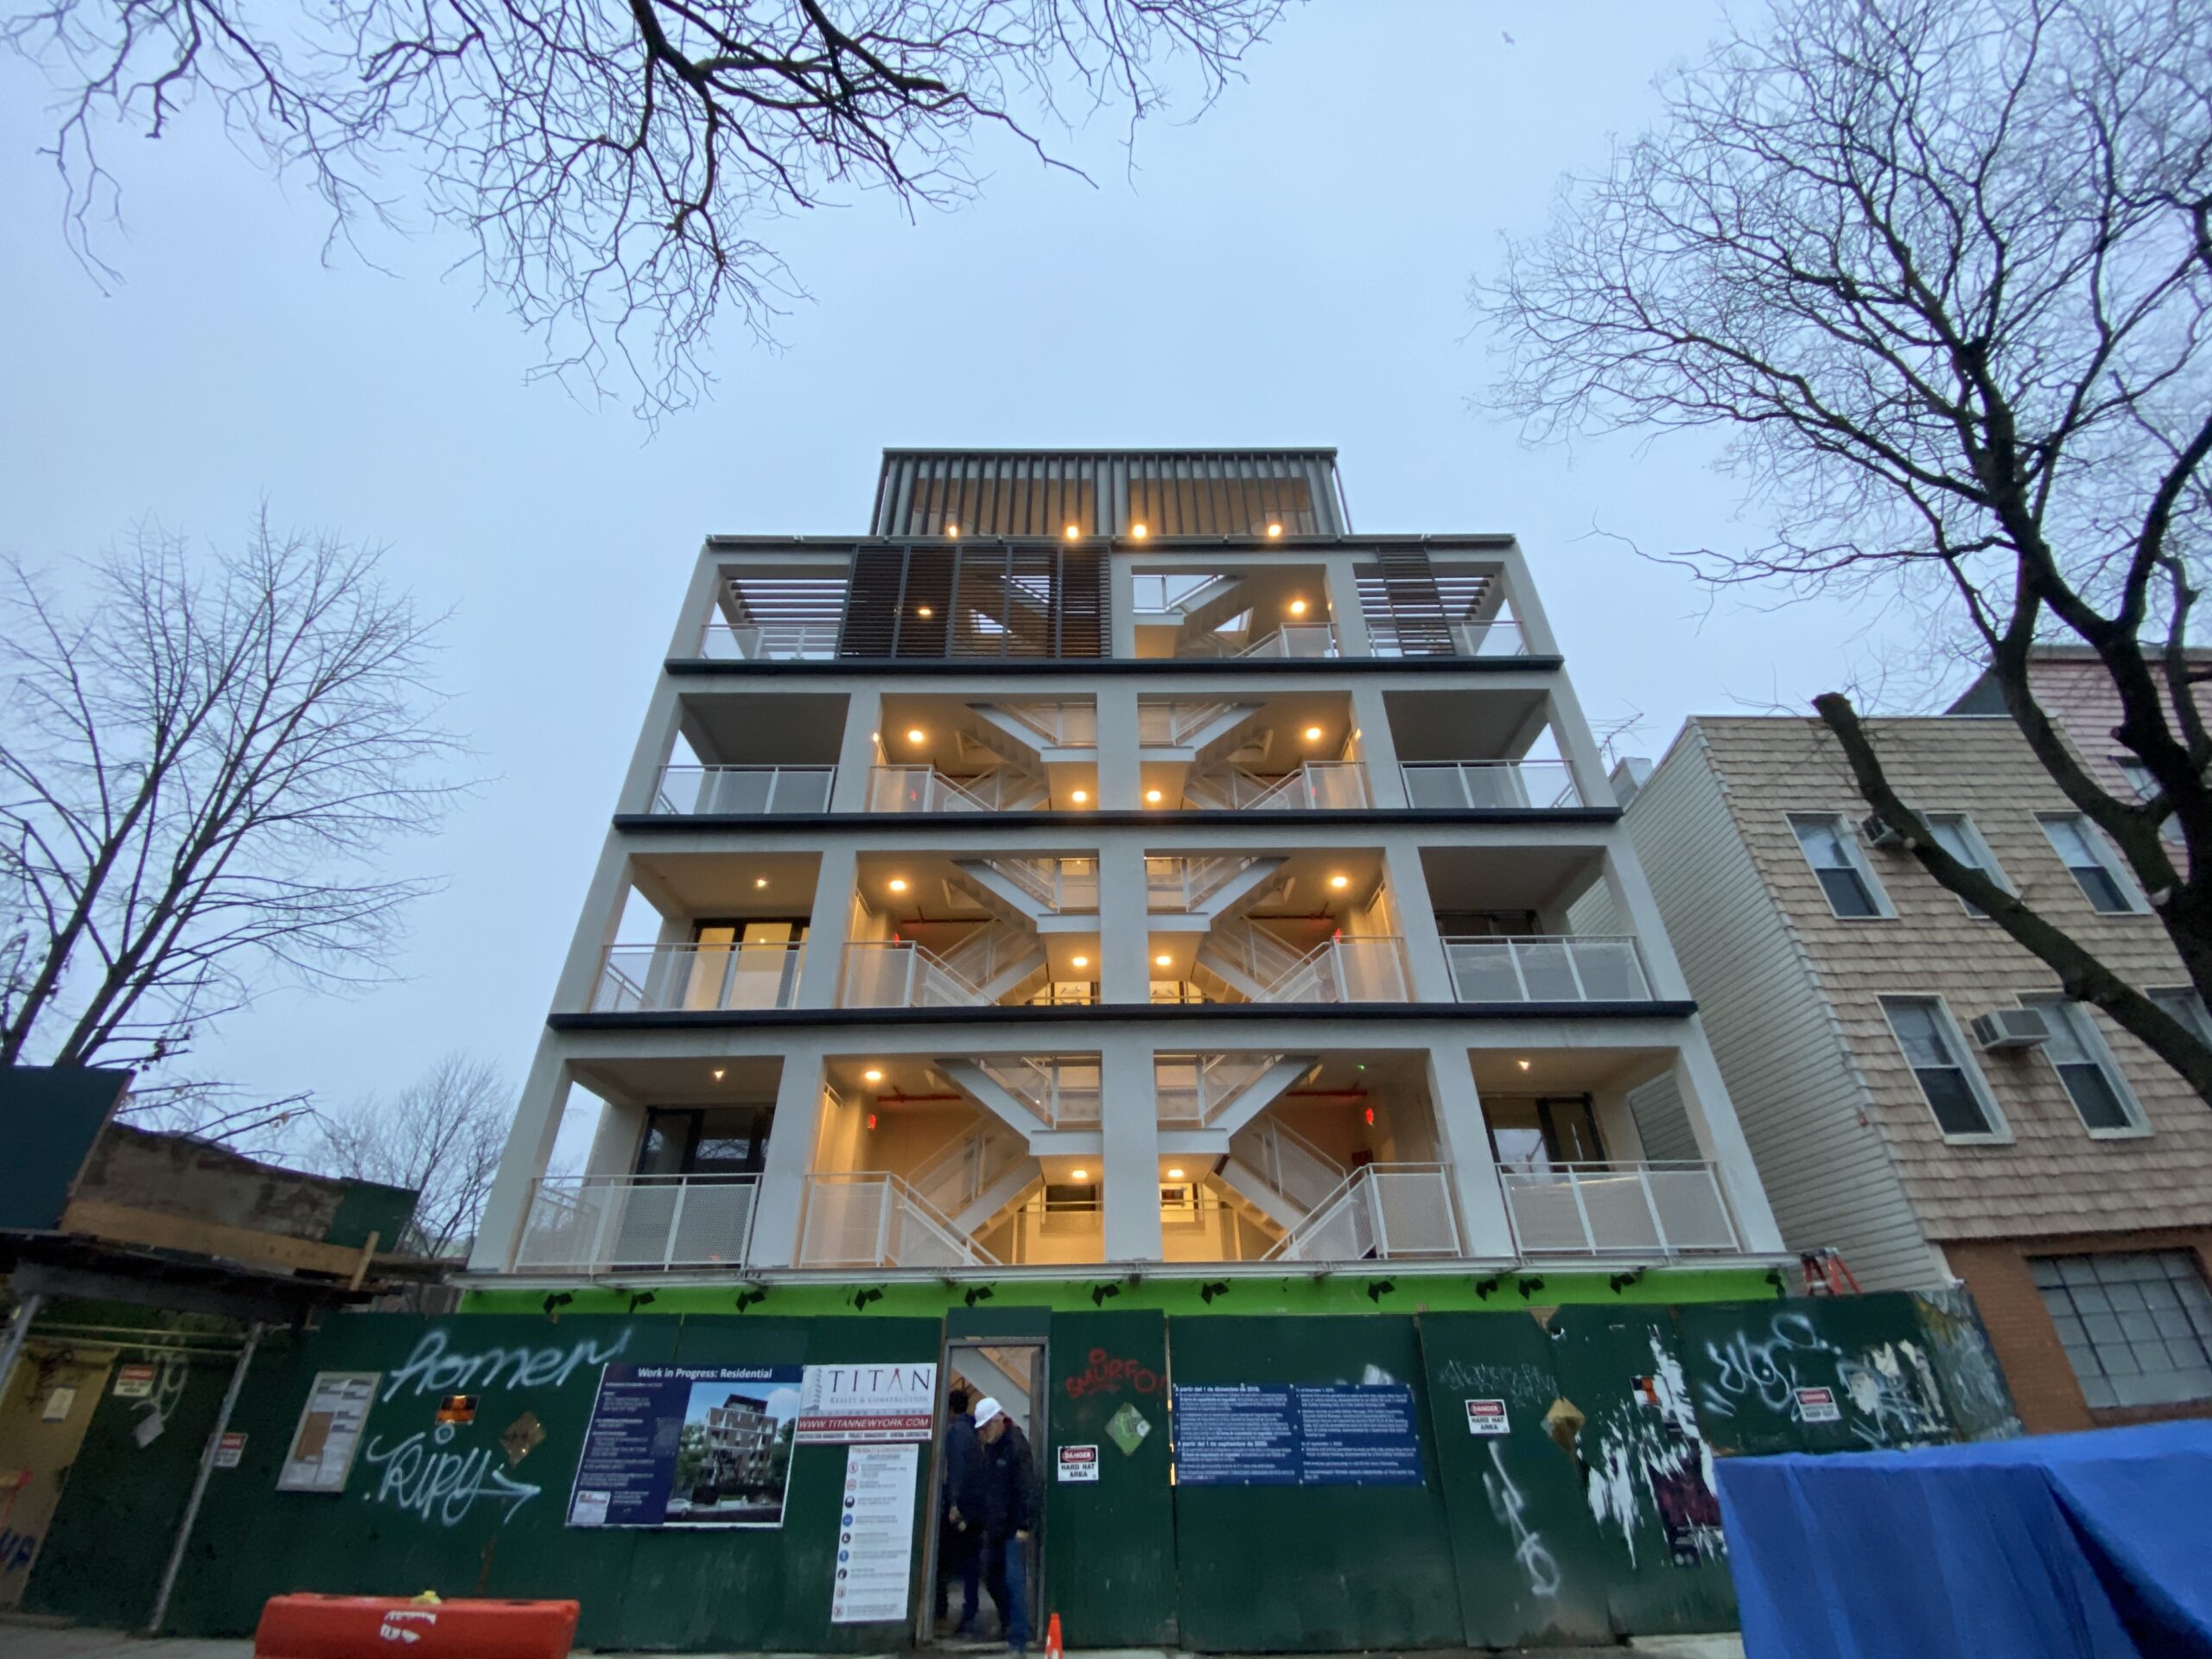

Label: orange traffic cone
[1045,1611,1064,1659]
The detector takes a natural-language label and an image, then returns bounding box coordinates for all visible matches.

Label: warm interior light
[863,1068,884,1084]
[1071,789,1089,804]
[1130,523,1148,539]
[916,606,934,618]
[888,878,908,893]
[1167,1167,1185,1179]
[1330,874,1350,889]
[754,876,769,888]
[1267,523,1283,537]
[1288,599,1308,616]
[1071,955,1090,969]
[1155,953,1173,968]
[1146,788,1163,804]
[944,524,958,537]
[1516,1058,1533,1071]
[1071,1168,1089,1181]
[711,1068,725,1081]
[1303,725,1324,741]
[906,728,926,744]
[1065,524,1081,540]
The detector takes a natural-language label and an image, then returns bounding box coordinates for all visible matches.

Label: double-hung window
[2150,987,2212,1046]
[2023,997,2145,1135]
[1924,813,2008,918]
[1879,996,2005,1139]
[1790,815,1888,918]
[2114,758,2183,846]
[2039,815,2141,913]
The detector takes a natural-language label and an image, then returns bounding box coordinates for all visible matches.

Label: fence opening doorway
[921,1339,1047,1649]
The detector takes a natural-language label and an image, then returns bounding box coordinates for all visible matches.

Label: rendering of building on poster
[569,1365,802,1529]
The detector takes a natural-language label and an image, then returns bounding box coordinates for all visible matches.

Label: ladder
[1802,1248,1863,1296]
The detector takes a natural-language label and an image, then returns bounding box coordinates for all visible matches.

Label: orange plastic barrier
[254,1594,580,1659]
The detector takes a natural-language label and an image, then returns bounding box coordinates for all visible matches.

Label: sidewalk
[0,1624,1748,1659]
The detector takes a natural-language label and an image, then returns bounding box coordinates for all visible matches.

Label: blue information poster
[1173,1383,1426,1487]
[569,1364,801,1528]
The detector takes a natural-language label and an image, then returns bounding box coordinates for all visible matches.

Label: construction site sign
[796,1363,938,1444]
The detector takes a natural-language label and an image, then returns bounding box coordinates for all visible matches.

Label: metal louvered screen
[836,544,1108,658]
[873,451,1345,537]
[1370,546,1452,655]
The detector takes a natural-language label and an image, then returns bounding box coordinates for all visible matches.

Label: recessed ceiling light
[916,606,934,618]
[1130,523,1148,539]
[1166,1166,1185,1179]
[1071,1167,1089,1180]
[1155,953,1173,967]
[1146,788,1163,804]
[944,524,959,537]
[1288,599,1308,616]
[711,1068,725,1081]
[754,876,769,888]
[1071,789,1089,804]
[864,1067,884,1083]
[1266,523,1283,538]
[1330,874,1350,889]
[906,728,926,744]
[1304,725,1324,741]
[1071,955,1090,969]
[1516,1058,1533,1071]
[888,877,908,893]
[1065,524,1081,540]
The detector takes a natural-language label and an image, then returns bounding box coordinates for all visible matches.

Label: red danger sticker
[1464,1399,1510,1435]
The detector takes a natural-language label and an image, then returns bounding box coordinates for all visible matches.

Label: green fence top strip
[457,1267,1783,1319]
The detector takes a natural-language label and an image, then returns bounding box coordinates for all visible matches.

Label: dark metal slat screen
[836,544,1107,658]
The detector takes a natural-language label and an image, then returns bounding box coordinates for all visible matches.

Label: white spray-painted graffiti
[1586,1335,1726,1569]
[1916,1293,2021,1440]
[1697,1313,1836,1419]
[1438,1360,1555,1407]
[1696,1313,1951,1447]
[357,1325,631,1527]
[130,1351,191,1446]
[1837,1342,1948,1447]
[1481,1441,1560,1599]
[362,1421,542,1527]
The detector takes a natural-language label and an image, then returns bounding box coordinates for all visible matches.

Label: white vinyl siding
[1615,732,1942,1289]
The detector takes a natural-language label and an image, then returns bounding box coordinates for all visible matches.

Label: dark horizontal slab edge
[665,655,1566,678]
[549,1001,1699,1032]
[613,807,1623,833]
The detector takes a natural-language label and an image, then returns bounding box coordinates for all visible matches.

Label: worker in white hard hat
[969,1396,1036,1656]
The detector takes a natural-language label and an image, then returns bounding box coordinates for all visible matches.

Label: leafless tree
[0,512,468,1116]
[3,0,1288,419]
[304,1052,513,1255]
[1473,0,2212,1101]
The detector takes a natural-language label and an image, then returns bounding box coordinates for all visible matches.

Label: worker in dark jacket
[971,1396,1036,1656]
[934,1388,982,1634]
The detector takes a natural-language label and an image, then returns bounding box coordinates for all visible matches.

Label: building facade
[468,448,1785,1292]
[1612,713,2212,1433]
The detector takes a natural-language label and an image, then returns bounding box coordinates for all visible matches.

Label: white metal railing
[697,621,842,661]
[1236,624,1340,659]
[969,856,1098,912]
[1182,760,1370,811]
[991,702,1097,747]
[1197,919,1309,990]
[840,942,1001,1008]
[1145,855,1262,912]
[977,1056,1101,1125]
[1154,1053,1284,1125]
[1441,936,1653,1003]
[933,922,1039,991]
[1133,573,1239,615]
[514,1174,760,1271]
[798,1173,995,1268]
[1365,619,1528,658]
[1500,1162,1739,1256]
[653,764,836,815]
[1262,937,1411,1004]
[1266,1165,1461,1262]
[868,766,1047,813]
[592,942,806,1014]
[1400,760,1580,810]
[908,1121,1027,1220]
[1229,1116,1345,1211]
[1136,700,1243,747]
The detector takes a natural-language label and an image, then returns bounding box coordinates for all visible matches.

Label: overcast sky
[0,2,1916,1151]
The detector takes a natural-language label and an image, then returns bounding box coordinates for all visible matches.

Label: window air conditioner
[1860,814,1903,848]
[1970,1008,2050,1052]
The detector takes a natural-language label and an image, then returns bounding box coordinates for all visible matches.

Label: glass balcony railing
[1400,760,1580,810]
[1499,1162,1739,1255]
[652,764,836,814]
[590,943,806,1013]
[696,621,842,660]
[1440,936,1653,1003]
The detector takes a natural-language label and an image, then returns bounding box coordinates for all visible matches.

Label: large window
[2150,987,2212,1046]
[2033,1251,2212,1409]
[1880,997,2005,1138]
[1924,812,2008,918]
[2022,997,2145,1135]
[2113,758,2183,845]
[2039,815,2141,913]
[1790,815,1888,918]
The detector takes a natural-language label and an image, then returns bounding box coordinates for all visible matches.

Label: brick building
[1606,710,2212,1433]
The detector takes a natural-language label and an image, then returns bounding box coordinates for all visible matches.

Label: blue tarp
[1714,1421,2212,1659]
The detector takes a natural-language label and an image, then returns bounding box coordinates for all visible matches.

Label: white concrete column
[1597,842,1693,1001]
[1099,1033,1162,1262]
[1095,686,1141,811]
[1349,685,1407,808]
[1543,683,1619,810]
[1426,1052,1516,1257]
[830,690,883,813]
[1669,1036,1786,1254]
[1097,842,1152,1005]
[1321,554,1371,655]
[672,548,728,657]
[1494,544,1560,657]
[585,1094,645,1177]
[1380,842,1451,1004]
[1108,554,1138,659]
[796,846,858,1008]
[747,1057,829,1268]
[470,1046,573,1270]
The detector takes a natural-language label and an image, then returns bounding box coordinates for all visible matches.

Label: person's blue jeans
[937,1516,980,1629]
[985,1531,1029,1650]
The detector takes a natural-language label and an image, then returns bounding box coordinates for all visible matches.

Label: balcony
[1500,1162,1739,1256]
[698,620,842,661]
[797,1173,993,1268]
[867,766,1049,813]
[1265,1165,1461,1262]
[591,942,807,1014]
[1197,931,1412,1005]
[513,1174,760,1272]
[652,764,836,815]
[1365,619,1527,658]
[1441,936,1653,1003]
[1400,760,1580,810]
[839,931,1046,1009]
[1181,760,1370,810]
